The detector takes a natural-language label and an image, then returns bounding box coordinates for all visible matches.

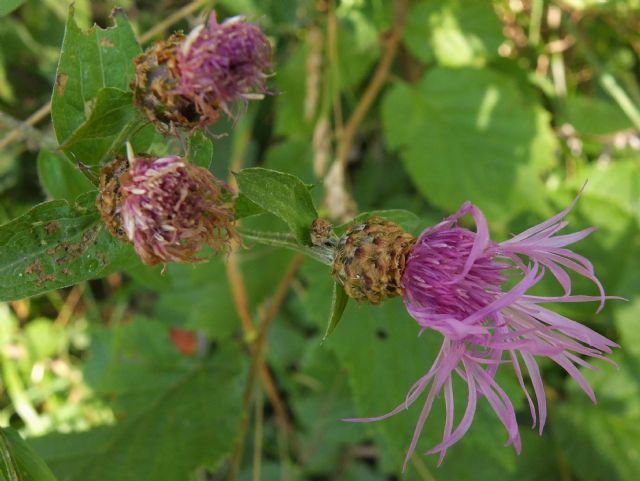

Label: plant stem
[226,254,304,481]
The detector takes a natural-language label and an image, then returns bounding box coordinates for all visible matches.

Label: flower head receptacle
[96,155,131,241]
[332,217,415,305]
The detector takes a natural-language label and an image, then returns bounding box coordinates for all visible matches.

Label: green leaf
[290,344,367,473]
[235,168,318,245]
[156,246,303,340]
[564,94,633,135]
[187,131,213,169]
[0,0,26,17]
[51,6,141,155]
[322,282,349,340]
[404,0,504,66]
[30,318,246,481]
[0,428,58,481]
[37,148,95,201]
[578,158,640,225]
[383,67,557,220]
[554,353,640,481]
[0,192,132,301]
[234,193,265,219]
[59,88,151,170]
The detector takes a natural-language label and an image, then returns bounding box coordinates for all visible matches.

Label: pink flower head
[346,188,619,470]
[175,13,272,123]
[120,154,235,266]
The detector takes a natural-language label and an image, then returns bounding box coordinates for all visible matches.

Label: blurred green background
[1,0,639,480]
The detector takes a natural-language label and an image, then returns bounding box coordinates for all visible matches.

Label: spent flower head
[132,12,272,131]
[175,13,272,120]
[97,146,235,266]
[335,188,618,469]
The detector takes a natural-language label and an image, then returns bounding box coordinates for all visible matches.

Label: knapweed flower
[335,191,618,469]
[132,12,272,131]
[96,149,235,266]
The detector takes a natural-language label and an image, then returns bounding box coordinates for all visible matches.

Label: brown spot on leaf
[56,73,68,96]
[25,258,43,275]
[24,258,56,286]
[36,274,56,287]
[44,221,59,235]
[55,225,101,265]
[100,37,114,48]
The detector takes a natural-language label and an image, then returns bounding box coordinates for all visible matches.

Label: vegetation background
[1,0,639,480]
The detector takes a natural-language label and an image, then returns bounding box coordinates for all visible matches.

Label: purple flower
[175,13,272,123]
[120,153,235,266]
[345,190,618,469]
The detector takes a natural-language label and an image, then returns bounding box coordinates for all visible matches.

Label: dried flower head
[132,33,201,131]
[175,13,272,121]
[344,190,619,469]
[116,150,235,266]
[132,12,272,131]
[332,217,415,305]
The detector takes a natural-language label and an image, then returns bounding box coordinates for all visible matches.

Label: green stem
[529,0,544,46]
[238,228,333,266]
[599,73,640,130]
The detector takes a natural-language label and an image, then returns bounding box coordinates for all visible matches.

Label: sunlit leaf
[383,67,557,220]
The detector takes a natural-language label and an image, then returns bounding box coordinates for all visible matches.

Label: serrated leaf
[235,168,318,245]
[60,88,151,169]
[51,7,141,155]
[187,131,214,169]
[37,148,95,201]
[322,282,349,340]
[404,0,504,66]
[383,67,557,220]
[0,428,58,481]
[30,319,246,481]
[0,192,132,301]
[0,0,26,17]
